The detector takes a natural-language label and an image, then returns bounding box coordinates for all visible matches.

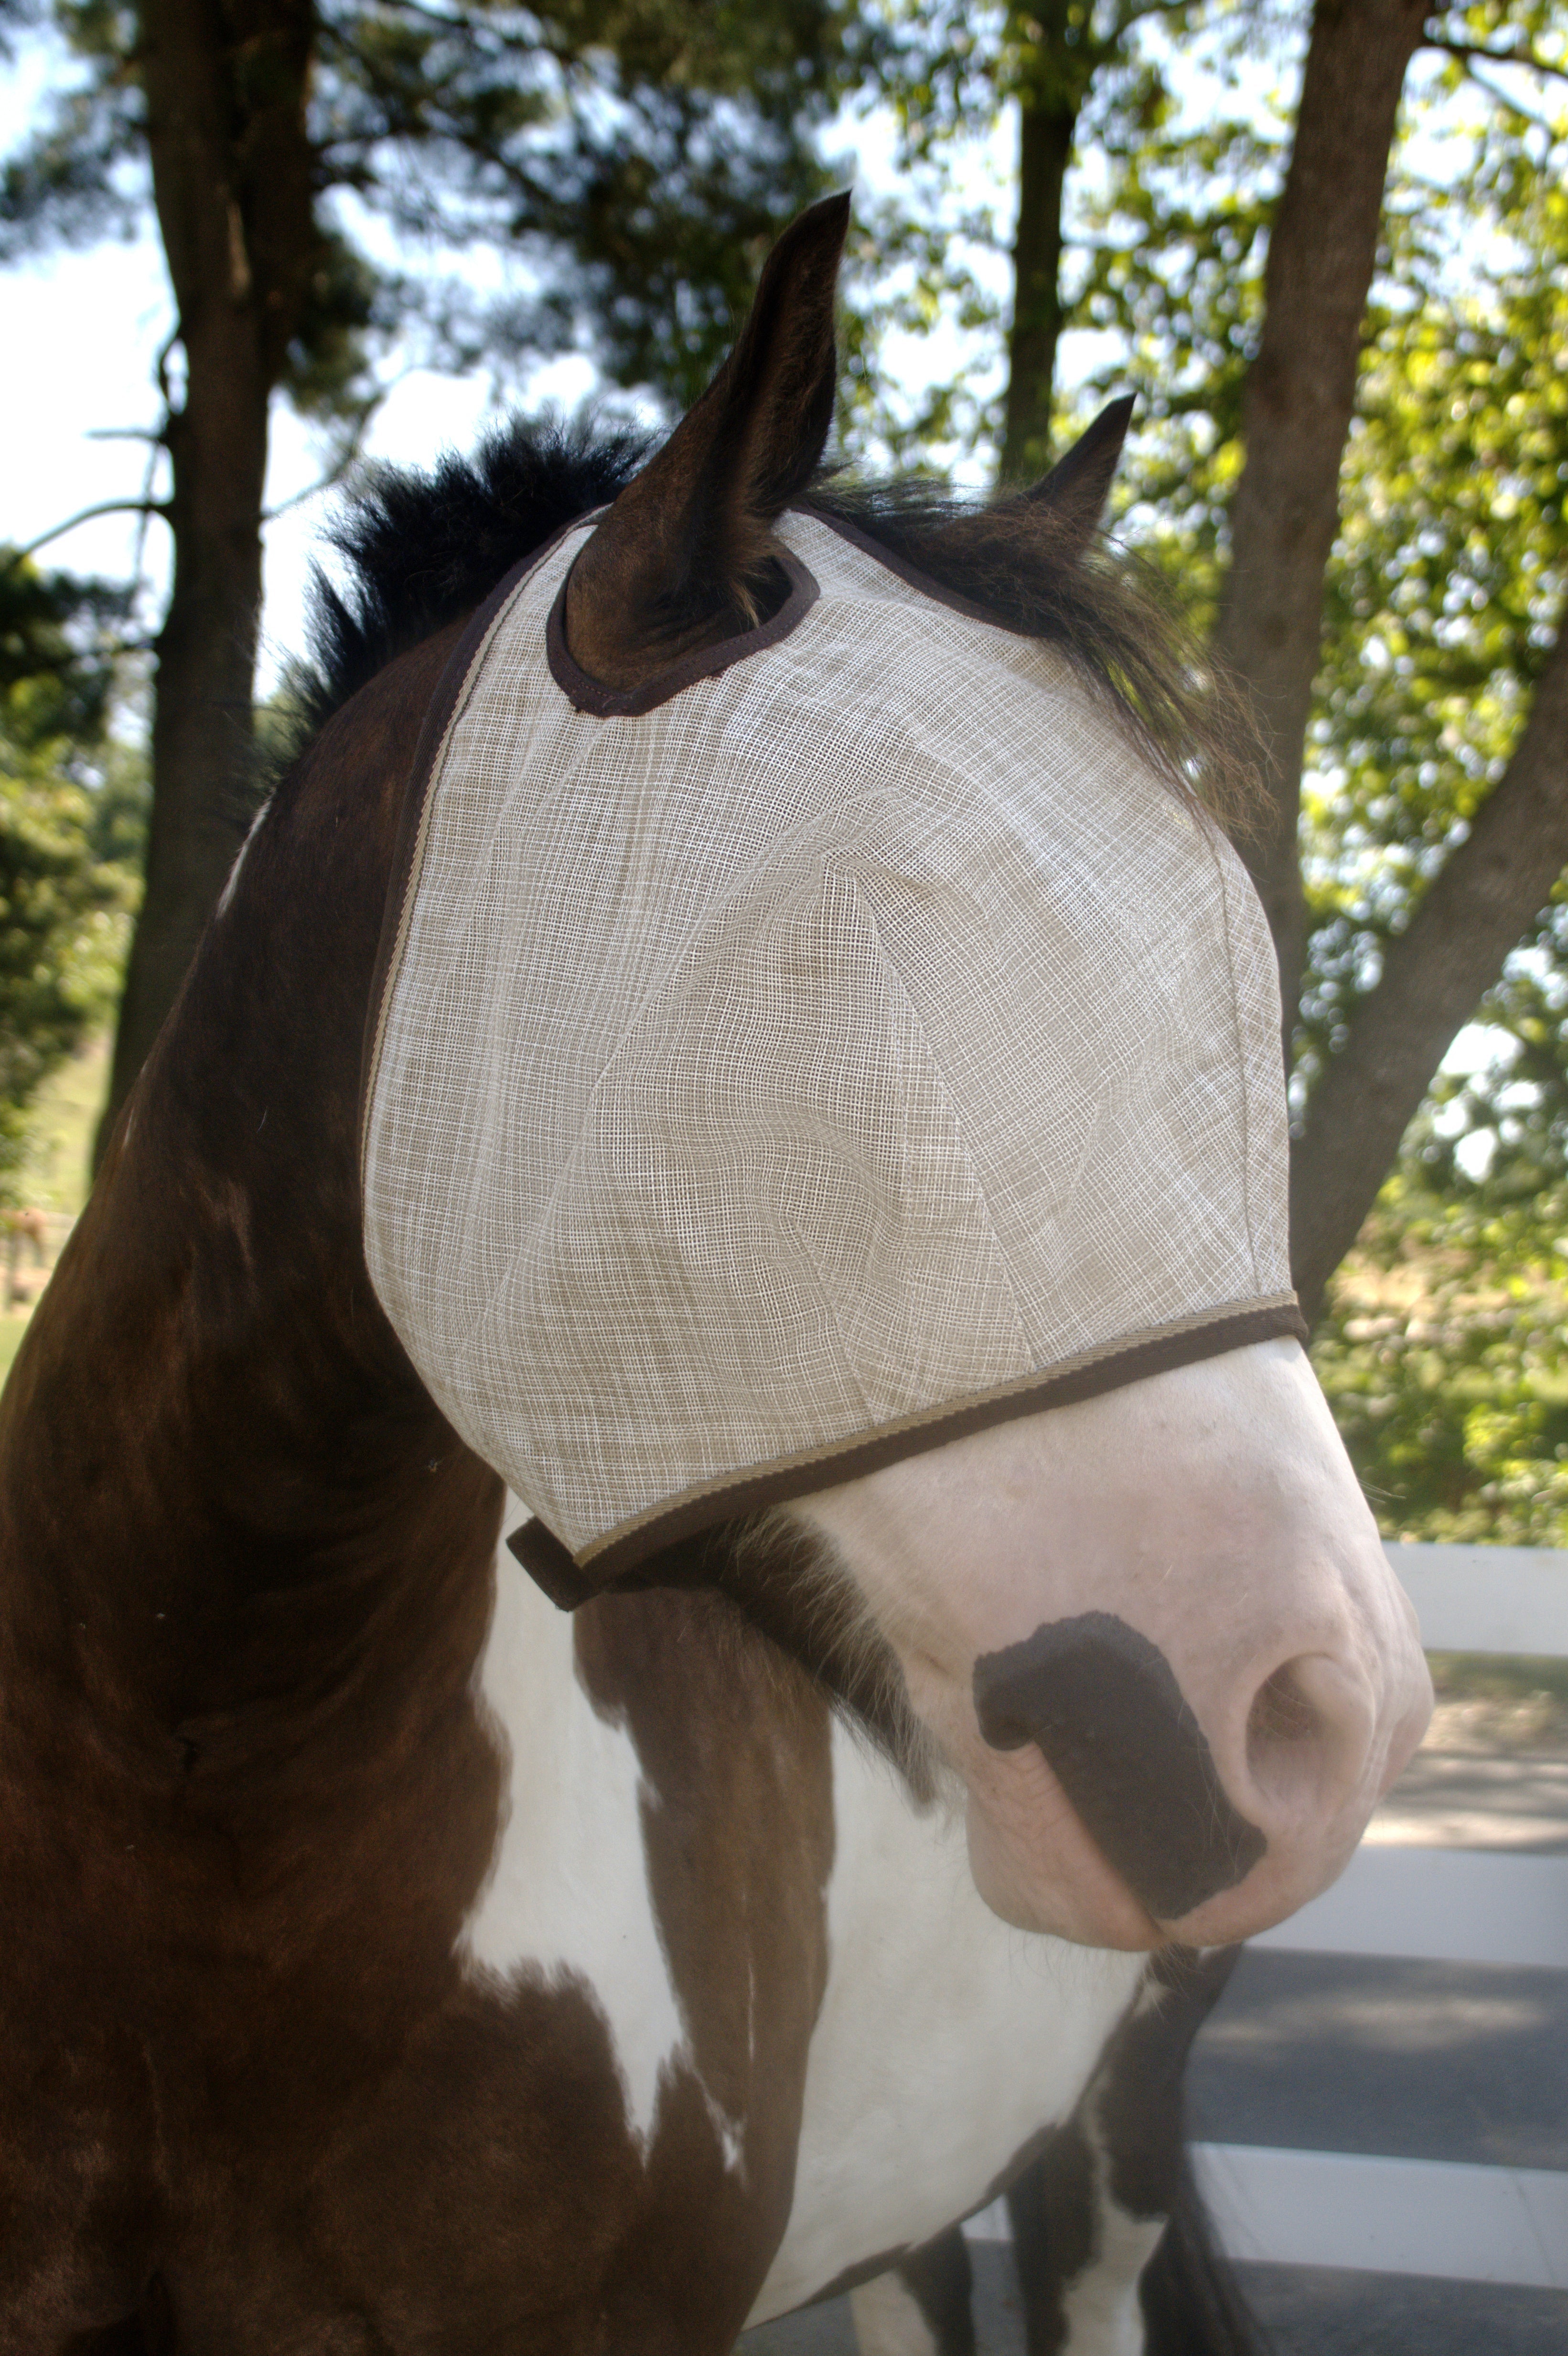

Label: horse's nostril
[1244,1654,1350,1823]
[1248,1660,1322,1754]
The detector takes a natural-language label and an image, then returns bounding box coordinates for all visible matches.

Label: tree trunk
[999,88,1078,483]
[1290,615,1568,1321]
[998,0,1102,485]
[103,0,316,1143]
[1212,0,1429,1026]
[107,342,269,1128]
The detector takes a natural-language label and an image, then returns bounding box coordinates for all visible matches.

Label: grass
[19,1033,107,1212]
[0,1034,108,1385]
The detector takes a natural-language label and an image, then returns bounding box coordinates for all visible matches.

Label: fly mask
[361,506,1302,1608]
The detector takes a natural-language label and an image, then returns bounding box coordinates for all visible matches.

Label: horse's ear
[565,192,850,689]
[1024,396,1135,552]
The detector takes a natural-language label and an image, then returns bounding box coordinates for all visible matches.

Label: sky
[0,29,685,690]
[1,196,606,692]
[0,35,976,693]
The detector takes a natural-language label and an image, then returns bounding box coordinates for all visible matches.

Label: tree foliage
[1314,1177,1568,1545]
[1300,57,1568,1087]
[0,0,852,1129]
[0,0,849,419]
[0,559,143,1192]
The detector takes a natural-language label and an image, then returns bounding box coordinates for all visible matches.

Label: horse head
[364,194,1432,1958]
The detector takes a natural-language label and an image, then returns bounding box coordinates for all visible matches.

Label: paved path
[1366,1743,1568,1851]
[743,1723,1568,2356]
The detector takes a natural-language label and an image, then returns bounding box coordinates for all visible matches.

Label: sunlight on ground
[0,1034,107,1384]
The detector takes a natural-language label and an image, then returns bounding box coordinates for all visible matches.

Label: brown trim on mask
[545,547,821,718]
[507,1295,1309,1609]
[359,511,603,1163]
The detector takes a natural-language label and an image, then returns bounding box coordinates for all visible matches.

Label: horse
[0,194,1431,2356]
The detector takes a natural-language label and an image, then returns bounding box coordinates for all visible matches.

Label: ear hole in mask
[648,549,796,648]
[738,552,797,632]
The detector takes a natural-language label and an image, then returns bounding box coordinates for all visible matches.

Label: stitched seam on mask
[851,869,1034,1366]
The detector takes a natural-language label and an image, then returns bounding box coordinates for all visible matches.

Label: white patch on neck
[460,1507,742,2165]
[748,1717,1144,2322]
[463,1511,1142,2311]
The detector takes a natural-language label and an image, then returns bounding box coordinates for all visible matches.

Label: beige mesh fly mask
[362,507,1302,1606]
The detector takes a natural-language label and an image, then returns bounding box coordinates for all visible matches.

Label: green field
[0,1036,108,1385]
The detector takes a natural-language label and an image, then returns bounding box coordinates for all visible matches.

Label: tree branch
[1290,607,1568,1322]
[1460,66,1561,130]
[1423,36,1568,86]
[9,500,171,564]
[1104,0,1208,40]
[261,433,373,521]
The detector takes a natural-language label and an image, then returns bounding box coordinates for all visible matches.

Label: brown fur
[572,1591,834,2339]
[0,629,500,2349]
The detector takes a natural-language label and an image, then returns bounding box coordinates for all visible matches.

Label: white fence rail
[1389,1540,1568,1657]
[1248,1844,1568,1969]
[1204,1540,1566,2286]
[971,1542,1568,2291]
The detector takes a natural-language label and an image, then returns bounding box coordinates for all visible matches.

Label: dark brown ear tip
[1027,396,1135,490]
[1097,397,1136,454]
[768,190,853,275]
[1071,393,1136,442]
[1023,395,1137,525]
[731,193,851,371]
[801,188,853,233]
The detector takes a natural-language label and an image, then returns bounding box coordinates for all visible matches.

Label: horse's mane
[298,419,654,736]
[803,479,1256,829]
[297,415,1253,828]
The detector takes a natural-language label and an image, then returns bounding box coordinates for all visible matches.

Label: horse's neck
[0,622,502,1793]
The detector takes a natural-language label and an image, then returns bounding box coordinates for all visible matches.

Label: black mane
[301,416,1251,825]
[300,419,653,733]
